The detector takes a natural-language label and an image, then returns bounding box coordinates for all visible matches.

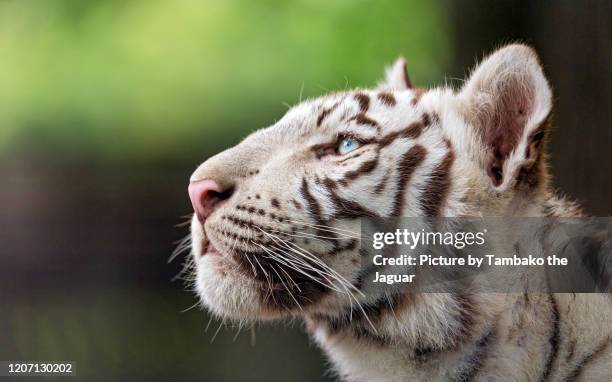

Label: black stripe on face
[317,102,340,127]
[348,113,380,131]
[354,92,370,112]
[419,145,455,217]
[374,172,389,194]
[378,122,424,148]
[300,177,326,225]
[323,177,377,220]
[314,116,424,164]
[291,199,302,210]
[339,155,379,186]
[391,145,428,216]
[299,177,342,246]
[377,92,396,106]
[422,112,431,127]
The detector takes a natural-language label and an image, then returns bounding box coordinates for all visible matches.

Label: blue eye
[337,136,362,155]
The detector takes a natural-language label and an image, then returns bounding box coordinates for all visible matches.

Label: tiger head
[187,44,553,321]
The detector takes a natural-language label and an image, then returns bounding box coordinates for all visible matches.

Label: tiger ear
[377,57,413,90]
[459,44,552,192]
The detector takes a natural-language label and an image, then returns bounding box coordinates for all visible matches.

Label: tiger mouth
[202,239,291,290]
[195,221,350,312]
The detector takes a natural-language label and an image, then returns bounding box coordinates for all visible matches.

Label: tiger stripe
[300,177,326,225]
[354,93,370,112]
[317,101,340,127]
[420,145,455,217]
[540,294,560,382]
[565,338,611,381]
[323,177,377,219]
[411,88,425,105]
[339,156,379,185]
[451,330,494,381]
[349,112,380,130]
[377,92,396,106]
[391,145,427,216]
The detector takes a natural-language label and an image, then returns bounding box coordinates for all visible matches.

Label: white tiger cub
[186,45,611,381]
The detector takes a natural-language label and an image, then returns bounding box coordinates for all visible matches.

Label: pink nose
[188,179,222,223]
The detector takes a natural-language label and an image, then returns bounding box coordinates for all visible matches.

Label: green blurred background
[0,0,610,381]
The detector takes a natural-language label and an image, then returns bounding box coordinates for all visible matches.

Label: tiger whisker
[262,236,371,331]
[252,255,276,303]
[213,222,376,332]
[270,265,304,312]
[254,240,342,294]
[253,242,345,295]
[271,235,377,332]
[279,266,302,292]
[265,244,347,295]
[243,251,259,278]
[172,255,196,283]
[268,228,358,242]
[385,293,404,332]
[169,234,192,263]
[210,318,226,344]
[266,242,351,288]
[259,230,357,292]
[232,321,244,342]
[174,218,193,228]
[204,314,214,333]
[268,232,363,296]
[285,219,361,237]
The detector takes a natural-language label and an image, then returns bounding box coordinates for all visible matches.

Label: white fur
[188,44,611,381]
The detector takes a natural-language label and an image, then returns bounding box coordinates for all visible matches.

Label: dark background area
[0,1,610,381]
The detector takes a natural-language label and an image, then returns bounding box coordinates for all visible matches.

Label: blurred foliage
[0,0,450,162]
[2,289,329,381]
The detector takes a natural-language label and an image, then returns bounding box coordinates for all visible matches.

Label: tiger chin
[186,44,611,381]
